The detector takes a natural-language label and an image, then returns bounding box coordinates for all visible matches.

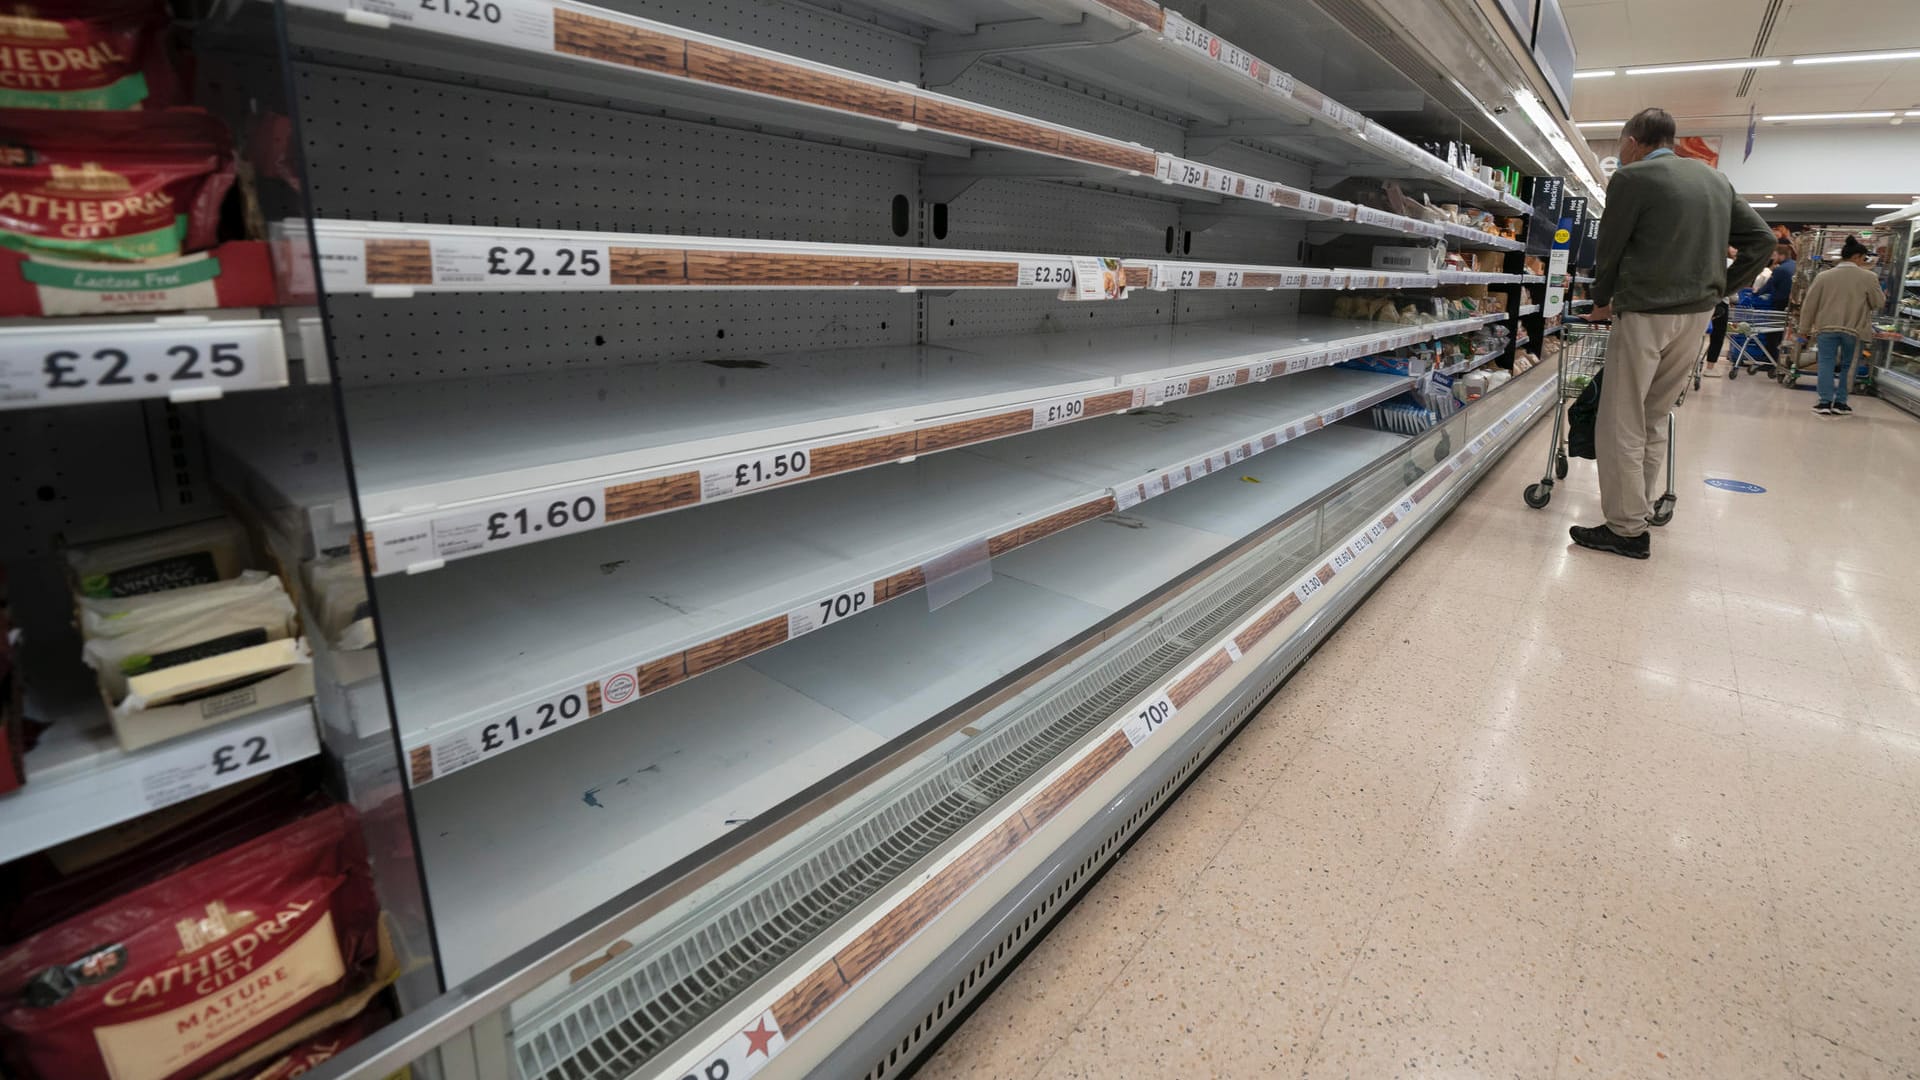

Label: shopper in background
[1758,240,1797,366]
[1797,235,1884,416]
[1577,107,1774,559]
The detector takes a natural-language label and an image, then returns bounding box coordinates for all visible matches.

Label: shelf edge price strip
[1,319,289,410]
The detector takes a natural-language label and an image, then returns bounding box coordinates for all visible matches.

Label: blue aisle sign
[1705,478,1766,494]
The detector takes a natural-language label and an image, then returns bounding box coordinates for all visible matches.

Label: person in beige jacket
[1797,235,1886,415]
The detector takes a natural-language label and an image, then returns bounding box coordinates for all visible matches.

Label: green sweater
[1591,152,1775,315]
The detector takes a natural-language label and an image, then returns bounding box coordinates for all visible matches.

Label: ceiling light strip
[1624,59,1780,75]
[1762,111,1896,121]
[1793,50,1920,65]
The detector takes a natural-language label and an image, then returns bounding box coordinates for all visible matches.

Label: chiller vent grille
[511,520,1318,1080]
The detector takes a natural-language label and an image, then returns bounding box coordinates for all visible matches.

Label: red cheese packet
[0,804,382,1080]
[242,1001,392,1080]
[0,107,234,261]
[0,0,185,110]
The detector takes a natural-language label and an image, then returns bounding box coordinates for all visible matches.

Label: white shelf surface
[1519,304,1541,316]
[0,310,291,412]
[410,419,1410,982]
[376,367,1414,784]
[1434,271,1531,285]
[326,312,1501,573]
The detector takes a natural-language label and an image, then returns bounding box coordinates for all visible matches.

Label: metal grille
[511,508,1323,1080]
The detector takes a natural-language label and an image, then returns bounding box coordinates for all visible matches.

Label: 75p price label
[1,320,288,409]
[431,236,610,287]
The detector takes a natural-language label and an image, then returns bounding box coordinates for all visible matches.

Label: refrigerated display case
[1873,206,1920,416]
[0,0,1579,1076]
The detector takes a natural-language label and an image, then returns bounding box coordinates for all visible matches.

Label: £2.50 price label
[1017,260,1074,287]
[431,236,611,288]
[1,320,288,409]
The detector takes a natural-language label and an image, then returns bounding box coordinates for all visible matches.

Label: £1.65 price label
[2,320,287,409]
[788,584,873,637]
[1122,690,1176,748]
[702,447,811,500]
[431,236,610,288]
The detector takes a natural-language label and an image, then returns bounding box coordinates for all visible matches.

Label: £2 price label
[137,727,285,812]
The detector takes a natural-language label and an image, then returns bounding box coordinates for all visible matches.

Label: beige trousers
[1598,310,1709,536]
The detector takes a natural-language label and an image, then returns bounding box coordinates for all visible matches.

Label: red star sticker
[742,1017,778,1058]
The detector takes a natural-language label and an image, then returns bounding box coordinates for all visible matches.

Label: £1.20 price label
[2,320,287,409]
[322,0,556,53]
[431,235,611,288]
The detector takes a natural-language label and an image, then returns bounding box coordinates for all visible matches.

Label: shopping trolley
[1725,289,1791,379]
[1522,321,1679,526]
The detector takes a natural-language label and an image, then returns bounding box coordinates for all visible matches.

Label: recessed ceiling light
[1866,203,1917,209]
[1908,110,1920,116]
[1793,50,1920,66]
[1749,202,1779,208]
[1573,70,1617,79]
[1575,120,1626,128]
[1762,111,1897,121]
[1624,59,1780,75]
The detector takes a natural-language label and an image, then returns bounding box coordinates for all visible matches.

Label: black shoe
[1570,524,1650,559]
[1814,401,1835,415]
[1832,402,1853,415]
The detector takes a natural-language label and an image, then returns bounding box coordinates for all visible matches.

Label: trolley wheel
[1693,373,1702,391]
[1728,364,1739,380]
[1650,494,1676,527]
[1524,482,1553,509]
[1554,450,1569,479]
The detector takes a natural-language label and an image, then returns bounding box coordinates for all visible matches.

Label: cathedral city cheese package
[0,108,233,261]
[0,0,184,111]
[0,805,381,1080]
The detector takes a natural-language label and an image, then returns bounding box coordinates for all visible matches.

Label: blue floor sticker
[1705,478,1766,494]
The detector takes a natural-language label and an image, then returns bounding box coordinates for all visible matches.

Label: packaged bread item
[0,0,183,111]
[78,570,281,639]
[0,804,381,1080]
[0,108,234,261]
[67,517,248,599]
[81,581,295,702]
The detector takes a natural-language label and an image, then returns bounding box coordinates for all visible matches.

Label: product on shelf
[302,553,374,652]
[0,108,234,261]
[67,518,249,600]
[0,804,383,1080]
[80,577,296,700]
[0,0,185,111]
[78,569,283,639]
[241,1001,398,1080]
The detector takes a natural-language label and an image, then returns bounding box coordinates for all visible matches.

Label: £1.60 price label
[431,236,611,288]
[788,584,873,637]
[1122,690,1176,748]
[2,320,287,409]
[702,447,811,500]
[383,480,609,568]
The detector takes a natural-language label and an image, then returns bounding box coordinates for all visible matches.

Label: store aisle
[917,374,1920,1079]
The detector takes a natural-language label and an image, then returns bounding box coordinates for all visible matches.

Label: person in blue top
[1757,240,1795,367]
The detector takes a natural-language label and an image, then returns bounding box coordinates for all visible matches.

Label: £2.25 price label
[431,236,610,288]
[1,320,288,409]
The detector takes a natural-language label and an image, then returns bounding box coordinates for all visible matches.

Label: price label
[1032,395,1087,428]
[329,0,554,51]
[1164,11,1211,53]
[1299,194,1325,215]
[414,482,607,561]
[1303,272,1331,289]
[1207,168,1237,196]
[703,447,811,499]
[1268,69,1296,96]
[1121,690,1176,748]
[429,236,609,287]
[477,684,593,758]
[1221,42,1259,79]
[1330,545,1357,572]
[1350,529,1375,555]
[788,584,873,637]
[1244,180,1269,202]
[139,728,285,811]
[1322,402,1351,423]
[1250,360,1275,381]
[1149,377,1191,405]
[1368,520,1388,541]
[2,321,287,409]
[1399,498,1415,515]
[1018,260,1075,287]
[1208,370,1238,391]
[1294,572,1325,604]
[1285,355,1311,374]
[1113,483,1144,511]
[1223,638,1243,661]
[1167,158,1209,188]
[678,1011,787,1080]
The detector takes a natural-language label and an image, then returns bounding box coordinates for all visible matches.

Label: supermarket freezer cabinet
[2,0,1559,1074]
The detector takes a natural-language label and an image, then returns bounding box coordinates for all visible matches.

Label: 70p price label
[1,320,288,409]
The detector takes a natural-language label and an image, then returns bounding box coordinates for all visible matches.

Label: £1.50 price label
[431,236,610,288]
[1122,690,1176,748]
[702,447,811,500]
[1,320,287,409]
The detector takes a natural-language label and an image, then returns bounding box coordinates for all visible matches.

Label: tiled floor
[918,365,1920,1079]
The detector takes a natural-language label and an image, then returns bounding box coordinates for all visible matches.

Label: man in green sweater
[1573,107,1775,559]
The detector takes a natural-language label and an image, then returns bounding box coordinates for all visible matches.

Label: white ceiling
[1565,0,1920,124]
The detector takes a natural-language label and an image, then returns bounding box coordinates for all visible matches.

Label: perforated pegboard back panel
[329,291,918,383]
[945,61,1186,153]
[1,404,213,559]
[602,0,920,81]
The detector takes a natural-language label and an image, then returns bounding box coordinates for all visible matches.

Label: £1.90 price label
[1,320,287,410]
[788,584,873,637]
[1017,260,1074,287]
[1032,395,1086,429]
[1122,690,1176,748]
[431,236,610,288]
[702,447,811,500]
